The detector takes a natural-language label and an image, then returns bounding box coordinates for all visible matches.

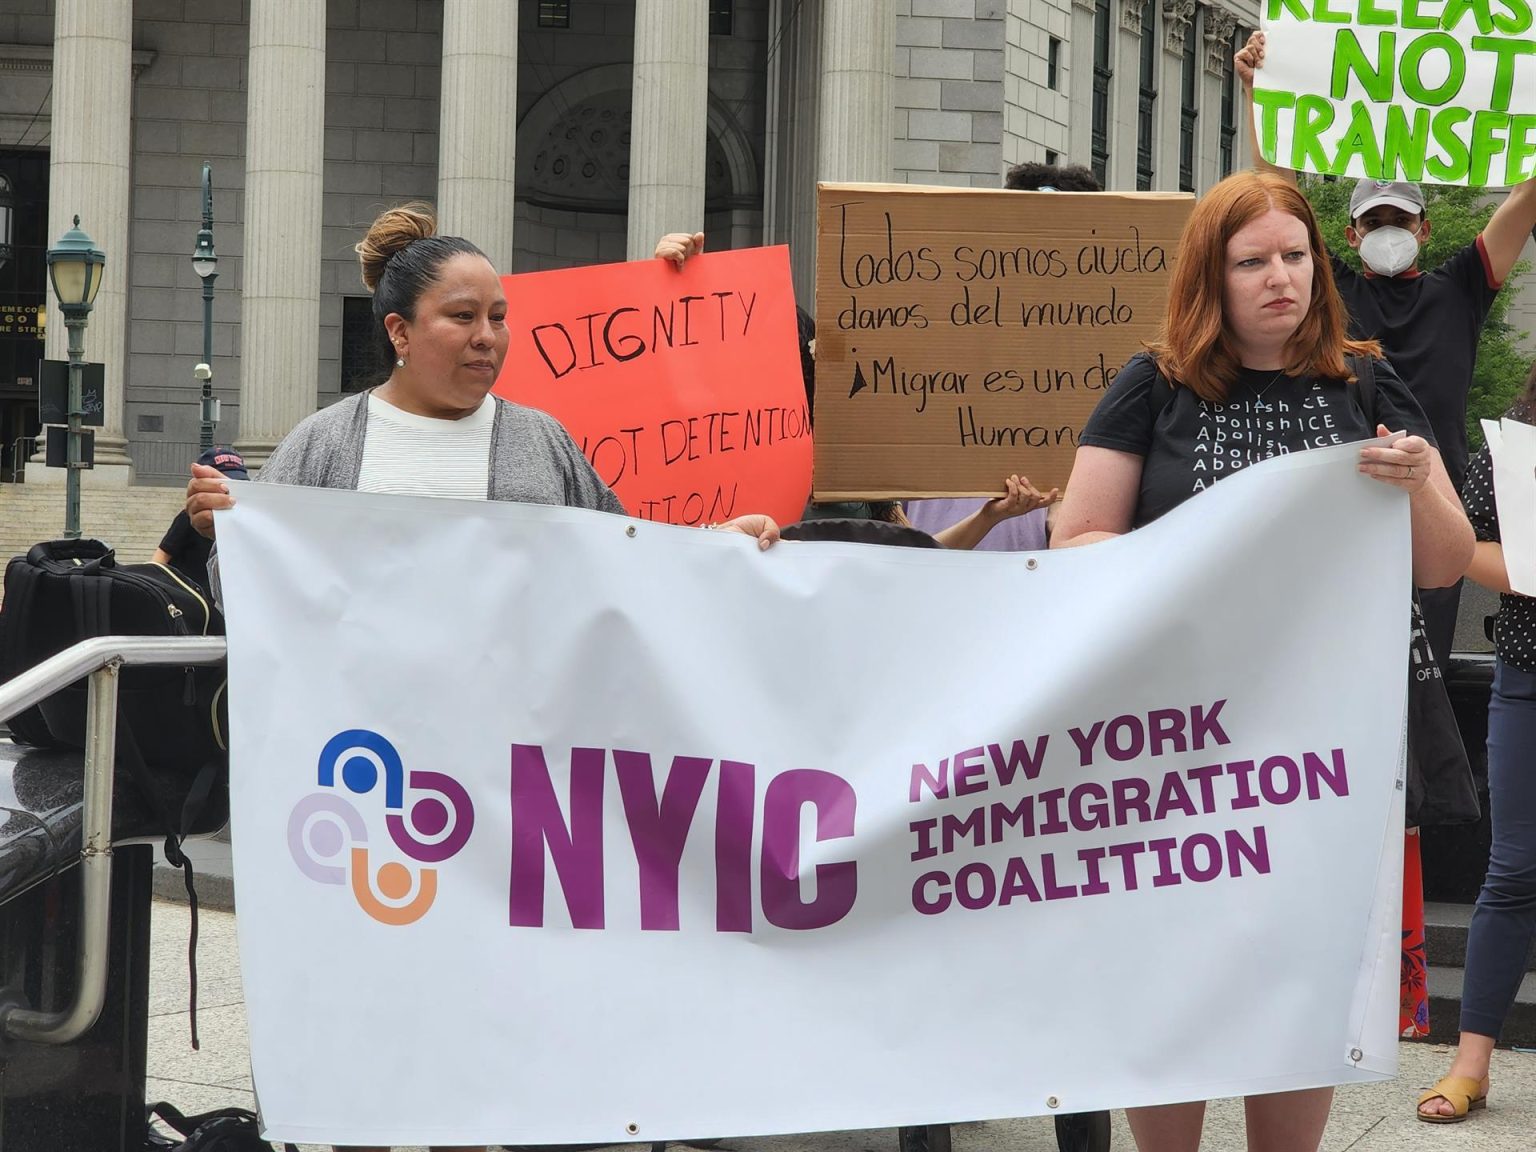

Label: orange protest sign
[495,247,812,527]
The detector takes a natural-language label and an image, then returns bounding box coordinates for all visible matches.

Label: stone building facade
[0,0,1528,491]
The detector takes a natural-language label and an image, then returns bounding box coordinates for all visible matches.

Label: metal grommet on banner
[626,525,637,538]
[1350,1047,1364,1063]
[625,1122,640,1135]
[1046,1095,1060,1109]
[1026,558,1039,570]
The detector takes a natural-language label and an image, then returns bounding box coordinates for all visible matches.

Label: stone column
[1112,0,1145,191]
[626,0,709,261]
[1159,0,1197,190]
[437,0,519,271]
[1201,4,1239,188]
[1068,0,1100,180]
[817,0,894,183]
[235,0,325,468]
[764,0,822,303]
[41,0,134,483]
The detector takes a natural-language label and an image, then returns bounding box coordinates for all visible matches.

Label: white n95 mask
[1358,225,1421,277]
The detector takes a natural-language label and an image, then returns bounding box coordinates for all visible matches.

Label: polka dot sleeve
[1462,445,1500,544]
[1462,441,1536,671]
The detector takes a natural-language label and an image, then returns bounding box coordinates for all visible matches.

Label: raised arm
[654,231,706,268]
[1235,31,1297,186]
[931,474,1059,550]
[1481,177,1536,286]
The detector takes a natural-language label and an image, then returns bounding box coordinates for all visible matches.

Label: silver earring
[395,355,406,367]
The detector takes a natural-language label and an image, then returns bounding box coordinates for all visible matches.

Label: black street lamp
[45,215,106,540]
[191,163,219,454]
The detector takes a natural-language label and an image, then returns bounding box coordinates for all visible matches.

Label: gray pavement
[148,897,1536,1152]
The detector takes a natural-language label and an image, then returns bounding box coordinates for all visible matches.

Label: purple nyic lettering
[760,769,858,930]
[614,750,712,931]
[715,760,756,933]
[509,744,606,929]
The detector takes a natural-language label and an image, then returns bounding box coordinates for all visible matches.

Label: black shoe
[1054,1110,1112,1152]
[897,1125,952,1152]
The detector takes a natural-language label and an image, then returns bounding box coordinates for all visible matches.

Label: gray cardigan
[208,392,623,605]
[256,390,624,513]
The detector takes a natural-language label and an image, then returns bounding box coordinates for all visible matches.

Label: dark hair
[796,305,816,422]
[354,202,488,379]
[1004,162,1103,192]
[1508,359,1536,422]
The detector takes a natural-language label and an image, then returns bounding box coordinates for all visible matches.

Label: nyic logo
[287,729,475,924]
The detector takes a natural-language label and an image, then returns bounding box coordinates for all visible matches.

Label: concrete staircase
[0,483,186,605]
[1424,901,1536,1048]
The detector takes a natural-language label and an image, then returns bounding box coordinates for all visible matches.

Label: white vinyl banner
[216,441,1409,1148]
[1481,417,1536,596]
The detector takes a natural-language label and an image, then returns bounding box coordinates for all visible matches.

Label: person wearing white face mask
[1235,30,1536,672]
[1352,190,1427,279]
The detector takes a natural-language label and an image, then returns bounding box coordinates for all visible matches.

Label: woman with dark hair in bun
[184,203,778,546]
[182,204,777,1152]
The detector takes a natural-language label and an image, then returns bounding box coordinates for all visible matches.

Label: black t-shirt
[1332,240,1499,492]
[157,510,214,593]
[1461,432,1536,673]
[1079,352,1435,528]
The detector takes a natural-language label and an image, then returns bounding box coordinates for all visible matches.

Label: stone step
[1425,901,1536,973]
[0,483,187,610]
[1426,965,1536,1048]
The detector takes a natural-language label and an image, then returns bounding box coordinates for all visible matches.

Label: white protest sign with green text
[1255,0,1536,186]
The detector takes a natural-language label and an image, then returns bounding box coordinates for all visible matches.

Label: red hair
[1147,172,1380,402]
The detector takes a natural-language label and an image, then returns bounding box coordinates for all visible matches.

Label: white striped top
[356,391,495,500]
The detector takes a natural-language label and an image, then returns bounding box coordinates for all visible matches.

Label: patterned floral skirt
[1401,829,1429,1038]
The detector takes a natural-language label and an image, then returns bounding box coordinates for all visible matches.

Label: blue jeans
[1461,660,1536,1038]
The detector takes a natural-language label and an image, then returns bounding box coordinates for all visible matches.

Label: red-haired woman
[1051,171,1473,1151]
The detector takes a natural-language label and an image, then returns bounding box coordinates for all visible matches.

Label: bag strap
[1350,353,1379,432]
[117,718,207,1052]
[67,570,111,638]
[26,538,112,574]
[1148,358,1176,421]
[147,1101,302,1152]
[1,560,39,669]
[147,1102,251,1138]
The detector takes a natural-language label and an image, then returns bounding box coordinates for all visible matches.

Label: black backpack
[145,1102,298,1152]
[0,538,228,834]
[0,537,230,1048]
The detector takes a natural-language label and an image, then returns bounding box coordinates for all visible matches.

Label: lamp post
[191,163,219,454]
[45,217,105,540]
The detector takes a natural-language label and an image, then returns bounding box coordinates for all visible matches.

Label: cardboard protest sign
[495,247,812,526]
[1256,0,1536,186]
[812,184,1192,499]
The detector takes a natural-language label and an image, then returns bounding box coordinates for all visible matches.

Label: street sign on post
[45,426,94,469]
[38,360,104,426]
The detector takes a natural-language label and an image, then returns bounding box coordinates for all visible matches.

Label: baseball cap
[197,447,248,480]
[1349,178,1425,219]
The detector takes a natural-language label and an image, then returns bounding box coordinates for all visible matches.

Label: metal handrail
[7,435,35,482]
[0,635,227,1045]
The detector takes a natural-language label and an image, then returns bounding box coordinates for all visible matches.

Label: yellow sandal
[1416,1075,1488,1123]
